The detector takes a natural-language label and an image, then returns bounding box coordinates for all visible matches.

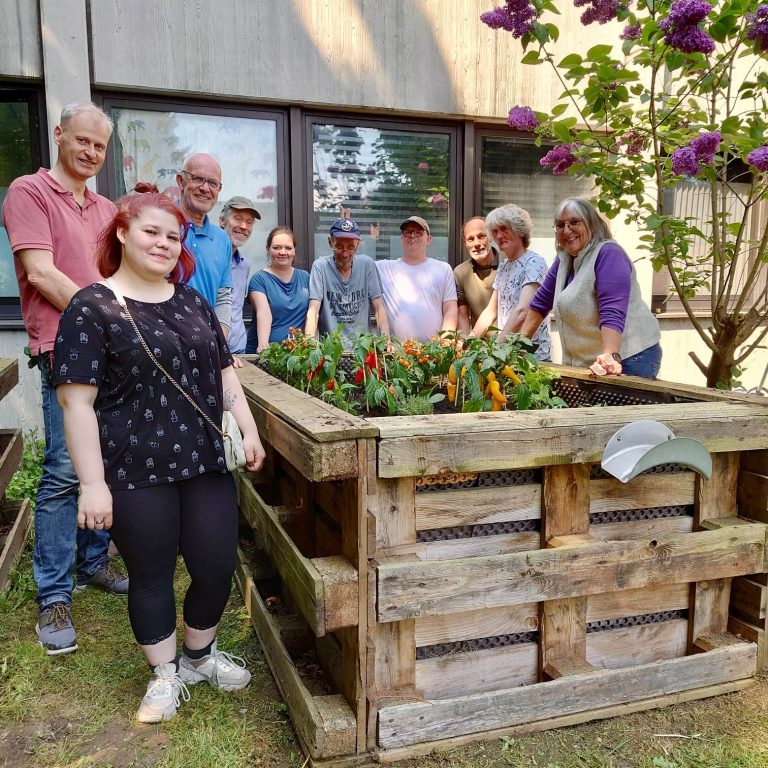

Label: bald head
[176,153,222,225]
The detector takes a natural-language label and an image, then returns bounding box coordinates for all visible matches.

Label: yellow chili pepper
[502,365,521,384]
[486,371,496,382]
[461,366,467,377]
[447,383,457,402]
[491,399,503,411]
[488,380,508,404]
[448,365,457,385]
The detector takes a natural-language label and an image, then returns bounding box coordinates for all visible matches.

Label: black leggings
[109,472,238,646]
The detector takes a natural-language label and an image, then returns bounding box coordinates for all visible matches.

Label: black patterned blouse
[53,282,234,490]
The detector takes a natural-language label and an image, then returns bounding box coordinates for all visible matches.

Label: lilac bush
[479,0,768,386]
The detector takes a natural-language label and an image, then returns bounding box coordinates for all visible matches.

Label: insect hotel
[234,360,768,766]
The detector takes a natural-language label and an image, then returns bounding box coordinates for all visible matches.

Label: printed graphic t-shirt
[309,254,382,347]
[53,283,234,490]
[376,258,457,342]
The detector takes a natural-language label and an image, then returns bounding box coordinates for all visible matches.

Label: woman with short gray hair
[521,196,661,378]
[472,204,551,361]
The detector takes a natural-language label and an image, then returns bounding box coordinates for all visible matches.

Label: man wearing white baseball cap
[376,216,457,342]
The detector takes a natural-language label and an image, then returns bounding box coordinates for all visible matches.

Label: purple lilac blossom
[689,131,721,164]
[746,6,768,52]
[620,129,644,156]
[573,0,632,25]
[747,146,768,173]
[671,146,701,176]
[620,22,642,39]
[659,0,715,54]
[541,144,579,175]
[480,0,537,38]
[507,106,541,131]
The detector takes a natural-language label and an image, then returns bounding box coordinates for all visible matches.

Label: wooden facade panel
[415,604,540,647]
[587,583,691,622]
[739,470,768,524]
[377,523,766,623]
[590,473,695,514]
[589,516,693,541]
[378,641,757,749]
[587,620,688,670]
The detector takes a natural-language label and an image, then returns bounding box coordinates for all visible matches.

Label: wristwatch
[609,352,622,364]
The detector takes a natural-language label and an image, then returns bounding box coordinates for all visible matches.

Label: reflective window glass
[112,108,280,274]
[312,123,452,262]
[0,98,38,298]
[480,137,593,261]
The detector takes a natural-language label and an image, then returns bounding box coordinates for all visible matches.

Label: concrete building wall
[0,0,42,80]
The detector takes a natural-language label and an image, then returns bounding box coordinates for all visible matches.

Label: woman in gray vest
[520,197,662,378]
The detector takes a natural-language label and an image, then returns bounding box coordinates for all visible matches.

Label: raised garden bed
[235,357,768,766]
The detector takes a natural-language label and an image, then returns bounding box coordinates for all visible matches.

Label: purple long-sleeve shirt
[529,243,632,334]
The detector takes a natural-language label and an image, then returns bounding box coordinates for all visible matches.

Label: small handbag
[105,277,246,472]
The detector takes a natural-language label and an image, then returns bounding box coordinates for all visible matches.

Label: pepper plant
[482,0,768,387]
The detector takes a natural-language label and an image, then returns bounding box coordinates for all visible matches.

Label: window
[652,172,768,315]
[100,98,287,277]
[478,134,593,262]
[0,89,46,307]
[310,117,458,264]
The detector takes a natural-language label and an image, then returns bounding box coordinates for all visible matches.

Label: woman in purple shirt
[520,197,661,378]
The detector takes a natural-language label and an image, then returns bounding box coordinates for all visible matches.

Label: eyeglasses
[402,230,425,240]
[554,218,584,231]
[182,170,222,191]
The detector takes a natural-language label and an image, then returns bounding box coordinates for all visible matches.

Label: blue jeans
[621,342,663,379]
[34,353,110,609]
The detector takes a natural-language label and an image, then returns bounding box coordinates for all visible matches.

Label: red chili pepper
[364,351,377,369]
[354,368,364,383]
[327,380,335,391]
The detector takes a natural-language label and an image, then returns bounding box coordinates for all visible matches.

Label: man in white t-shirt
[376,216,458,342]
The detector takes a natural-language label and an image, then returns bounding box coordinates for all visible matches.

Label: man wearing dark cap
[376,216,457,342]
[305,217,389,348]
[219,196,260,355]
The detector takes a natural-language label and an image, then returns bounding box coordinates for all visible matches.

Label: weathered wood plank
[240,475,357,635]
[0,431,22,502]
[729,616,768,670]
[233,552,356,759]
[415,484,541,530]
[377,641,757,749]
[0,499,32,593]
[587,620,688,670]
[590,473,695,514]
[741,450,768,476]
[416,643,538,700]
[690,454,740,652]
[589,516,693,541]
[377,403,768,477]
[417,532,540,561]
[238,362,376,441]
[738,471,768,524]
[375,680,754,763]
[413,583,691,647]
[730,577,767,623]
[543,464,590,543]
[377,523,766,623]
[0,359,19,406]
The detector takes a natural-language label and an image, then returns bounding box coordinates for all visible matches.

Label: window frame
[302,112,462,270]
[0,84,49,324]
[95,93,290,229]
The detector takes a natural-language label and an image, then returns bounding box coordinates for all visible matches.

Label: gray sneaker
[36,603,78,655]
[75,561,129,596]
[179,640,251,691]
[136,663,191,723]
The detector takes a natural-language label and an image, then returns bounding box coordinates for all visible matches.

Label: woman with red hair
[53,185,265,723]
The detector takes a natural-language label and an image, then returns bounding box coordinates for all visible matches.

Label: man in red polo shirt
[2,101,128,656]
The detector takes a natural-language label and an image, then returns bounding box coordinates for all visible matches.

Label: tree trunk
[703,324,739,389]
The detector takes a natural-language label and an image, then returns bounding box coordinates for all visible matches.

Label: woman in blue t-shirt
[246,227,310,353]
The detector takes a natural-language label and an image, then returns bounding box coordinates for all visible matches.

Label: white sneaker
[179,640,251,692]
[136,663,190,723]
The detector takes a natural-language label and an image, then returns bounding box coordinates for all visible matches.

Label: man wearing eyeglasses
[304,218,389,348]
[175,154,233,336]
[376,216,457,343]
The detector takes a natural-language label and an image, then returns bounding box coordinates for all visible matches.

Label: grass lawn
[3,437,768,767]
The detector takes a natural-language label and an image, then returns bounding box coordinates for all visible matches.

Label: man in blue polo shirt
[175,154,233,334]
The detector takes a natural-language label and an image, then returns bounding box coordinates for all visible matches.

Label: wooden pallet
[235,361,768,763]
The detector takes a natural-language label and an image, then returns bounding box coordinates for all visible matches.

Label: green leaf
[721,116,741,135]
[558,53,583,68]
[586,44,613,62]
[521,50,543,65]
[553,122,572,143]
[545,23,559,43]
[730,366,742,377]
[428,393,446,404]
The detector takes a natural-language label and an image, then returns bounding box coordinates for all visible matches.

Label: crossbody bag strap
[105,277,226,439]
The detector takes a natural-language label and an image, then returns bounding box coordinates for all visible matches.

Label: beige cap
[400,215,431,235]
[222,195,261,220]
